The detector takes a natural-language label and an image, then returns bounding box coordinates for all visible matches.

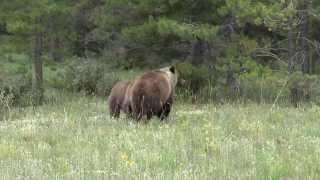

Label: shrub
[176,62,211,95]
[239,71,290,103]
[174,60,320,105]
[288,72,320,107]
[96,72,119,97]
[0,73,32,108]
[0,90,14,120]
[64,58,119,96]
[49,69,66,90]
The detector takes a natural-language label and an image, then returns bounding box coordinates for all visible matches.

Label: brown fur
[108,81,132,118]
[130,69,176,121]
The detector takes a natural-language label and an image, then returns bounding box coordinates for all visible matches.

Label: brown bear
[108,81,132,118]
[130,66,178,121]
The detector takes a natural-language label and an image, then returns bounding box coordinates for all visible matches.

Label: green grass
[1,93,320,179]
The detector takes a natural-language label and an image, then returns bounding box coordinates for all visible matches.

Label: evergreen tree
[0,0,71,104]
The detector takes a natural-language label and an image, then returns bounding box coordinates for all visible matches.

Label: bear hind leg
[110,104,121,118]
[125,106,133,119]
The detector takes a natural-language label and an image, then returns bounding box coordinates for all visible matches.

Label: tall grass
[0,92,320,179]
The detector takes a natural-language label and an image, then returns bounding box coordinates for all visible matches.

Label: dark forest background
[1,0,320,107]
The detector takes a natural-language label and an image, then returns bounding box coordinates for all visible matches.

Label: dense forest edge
[1,0,320,114]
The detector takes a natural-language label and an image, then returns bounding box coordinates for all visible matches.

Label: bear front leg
[158,96,173,121]
[158,102,171,121]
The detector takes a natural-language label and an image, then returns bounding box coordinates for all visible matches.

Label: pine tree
[0,0,71,104]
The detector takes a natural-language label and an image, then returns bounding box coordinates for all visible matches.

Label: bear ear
[169,66,176,74]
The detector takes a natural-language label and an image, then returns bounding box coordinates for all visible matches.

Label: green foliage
[218,0,295,28]
[0,90,14,120]
[288,72,320,106]
[64,58,119,96]
[240,72,290,103]
[0,73,32,107]
[1,0,320,104]
[157,18,218,41]
[122,20,159,45]
[242,58,271,77]
[96,72,120,97]
[176,62,211,94]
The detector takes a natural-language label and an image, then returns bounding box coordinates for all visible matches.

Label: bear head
[159,65,179,89]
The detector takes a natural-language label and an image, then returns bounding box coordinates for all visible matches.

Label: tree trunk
[226,69,240,101]
[288,26,295,73]
[299,0,310,74]
[52,38,64,62]
[32,18,44,105]
[189,37,204,65]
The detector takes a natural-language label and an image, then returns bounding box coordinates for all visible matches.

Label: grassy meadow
[1,91,320,179]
